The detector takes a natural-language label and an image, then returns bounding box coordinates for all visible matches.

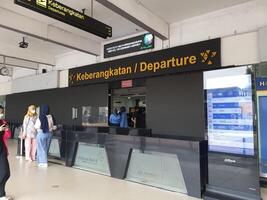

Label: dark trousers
[109,123,119,127]
[0,151,10,197]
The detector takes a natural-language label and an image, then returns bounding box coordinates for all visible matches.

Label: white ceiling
[1,0,252,43]
[0,27,71,55]
[139,0,252,23]
[0,0,254,60]
[0,0,143,43]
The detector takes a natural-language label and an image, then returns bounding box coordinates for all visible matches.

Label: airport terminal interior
[1,0,267,200]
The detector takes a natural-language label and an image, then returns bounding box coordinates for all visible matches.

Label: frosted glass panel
[13,127,20,140]
[74,143,111,176]
[48,139,60,158]
[82,106,108,126]
[126,149,187,193]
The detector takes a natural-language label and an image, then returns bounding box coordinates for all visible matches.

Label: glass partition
[126,149,187,193]
[13,127,20,140]
[82,106,108,127]
[74,143,111,176]
[48,138,61,158]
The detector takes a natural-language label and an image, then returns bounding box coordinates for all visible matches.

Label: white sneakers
[27,157,47,168]
[0,196,14,200]
[25,157,34,162]
[38,163,48,168]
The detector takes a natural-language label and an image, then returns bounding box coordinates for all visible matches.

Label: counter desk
[49,128,208,199]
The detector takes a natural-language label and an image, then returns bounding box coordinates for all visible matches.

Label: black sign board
[14,0,112,38]
[104,33,155,58]
[69,38,221,86]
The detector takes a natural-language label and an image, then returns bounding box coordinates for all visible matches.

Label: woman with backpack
[35,105,56,168]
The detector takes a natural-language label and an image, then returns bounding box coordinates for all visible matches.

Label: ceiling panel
[0,0,252,41]
[0,0,254,59]
[139,0,252,23]
[0,0,143,41]
[0,27,71,55]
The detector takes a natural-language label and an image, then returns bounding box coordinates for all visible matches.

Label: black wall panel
[6,72,205,138]
[146,72,205,138]
[6,84,108,125]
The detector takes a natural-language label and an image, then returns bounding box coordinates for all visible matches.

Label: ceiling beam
[96,0,169,40]
[0,56,39,70]
[0,41,55,66]
[0,7,101,56]
[0,63,36,70]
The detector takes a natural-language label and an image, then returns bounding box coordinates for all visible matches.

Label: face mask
[31,110,36,114]
[0,113,4,119]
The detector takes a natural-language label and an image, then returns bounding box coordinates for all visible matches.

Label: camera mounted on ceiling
[19,37,29,49]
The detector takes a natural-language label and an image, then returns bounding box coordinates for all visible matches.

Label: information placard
[15,0,112,38]
[69,38,221,86]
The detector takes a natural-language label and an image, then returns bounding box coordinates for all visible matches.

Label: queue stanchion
[16,137,23,158]
[16,126,25,159]
[18,137,23,157]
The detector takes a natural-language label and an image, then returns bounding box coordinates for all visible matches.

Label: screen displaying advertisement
[258,94,267,176]
[104,33,154,58]
[206,74,254,156]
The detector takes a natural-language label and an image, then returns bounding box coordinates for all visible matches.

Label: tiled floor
[263,188,267,200]
[5,140,267,200]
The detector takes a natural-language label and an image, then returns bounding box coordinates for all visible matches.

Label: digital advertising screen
[256,77,267,177]
[206,74,254,156]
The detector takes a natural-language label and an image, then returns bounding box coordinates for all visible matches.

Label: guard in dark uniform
[0,122,11,199]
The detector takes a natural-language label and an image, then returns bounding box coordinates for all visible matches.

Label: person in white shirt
[34,105,56,168]
[22,105,38,162]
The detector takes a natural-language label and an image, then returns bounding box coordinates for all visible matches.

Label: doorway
[110,86,146,128]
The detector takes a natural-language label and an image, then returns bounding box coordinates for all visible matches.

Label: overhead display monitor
[14,0,112,38]
[104,33,155,58]
[205,68,254,156]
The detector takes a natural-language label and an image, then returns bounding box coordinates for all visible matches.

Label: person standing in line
[109,108,121,127]
[0,118,13,200]
[119,106,128,128]
[22,105,38,162]
[35,105,56,168]
[134,106,146,129]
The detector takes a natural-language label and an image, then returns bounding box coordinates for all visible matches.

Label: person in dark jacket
[0,112,13,200]
[119,106,128,128]
[135,107,146,129]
